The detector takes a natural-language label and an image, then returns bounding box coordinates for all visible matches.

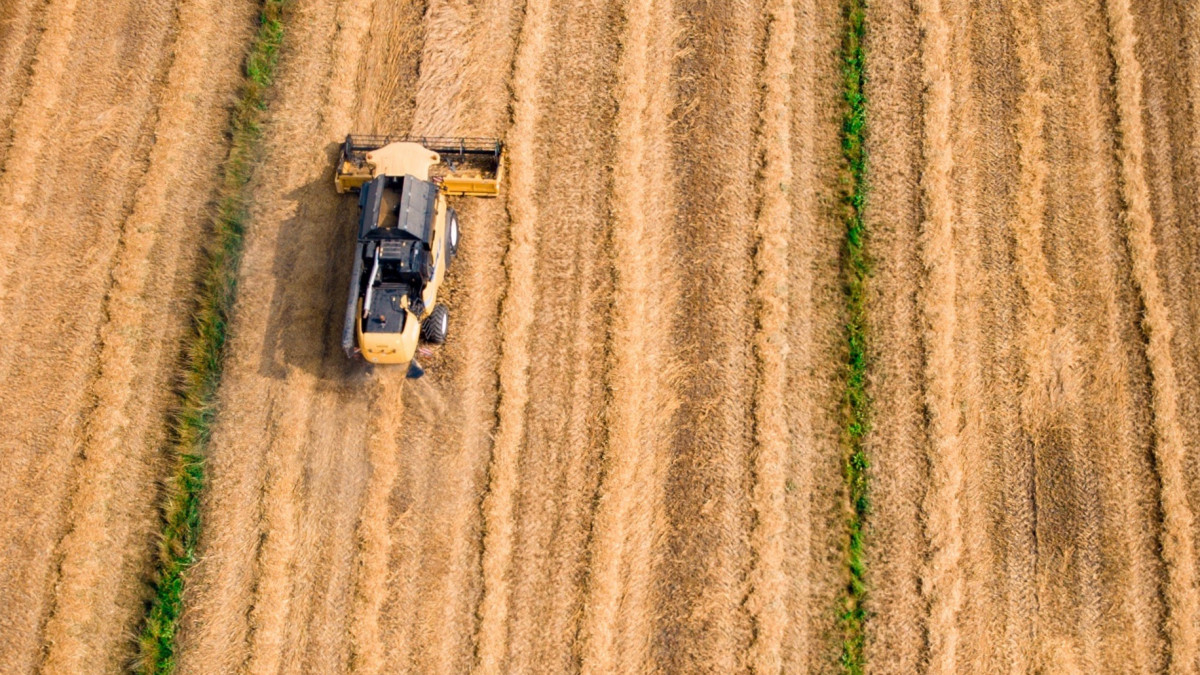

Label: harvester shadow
[256,142,368,385]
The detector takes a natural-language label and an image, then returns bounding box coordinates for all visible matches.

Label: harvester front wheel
[447,208,461,258]
[422,304,449,344]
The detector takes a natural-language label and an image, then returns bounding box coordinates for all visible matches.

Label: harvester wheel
[448,209,461,258]
[422,304,449,344]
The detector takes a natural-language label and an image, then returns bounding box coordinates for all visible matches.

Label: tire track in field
[746,0,796,670]
[1104,1,1200,670]
[348,377,404,675]
[0,0,47,170]
[473,0,552,667]
[913,0,963,670]
[577,0,676,668]
[36,0,255,668]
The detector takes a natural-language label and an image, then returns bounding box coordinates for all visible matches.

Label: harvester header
[335,134,504,197]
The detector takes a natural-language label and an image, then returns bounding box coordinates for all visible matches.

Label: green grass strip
[135,2,285,672]
[838,0,870,672]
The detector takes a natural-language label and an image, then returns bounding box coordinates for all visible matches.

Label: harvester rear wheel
[422,304,449,344]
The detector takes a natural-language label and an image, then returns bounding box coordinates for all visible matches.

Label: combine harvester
[335,135,503,377]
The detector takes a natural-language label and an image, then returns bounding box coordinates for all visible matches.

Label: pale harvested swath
[860,0,927,669]
[348,377,404,674]
[939,6,995,670]
[1009,0,1054,457]
[500,0,618,670]
[0,0,78,313]
[35,0,255,669]
[746,0,795,670]
[473,0,551,667]
[1104,0,1200,671]
[578,0,675,668]
[913,0,963,670]
[779,0,845,669]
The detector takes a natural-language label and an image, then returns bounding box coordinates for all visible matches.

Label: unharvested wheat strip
[349,377,404,675]
[1010,0,1055,440]
[473,0,551,667]
[0,0,79,383]
[577,0,674,669]
[747,0,796,671]
[410,0,468,134]
[913,0,963,671]
[1104,1,1200,671]
[37,0,252,668]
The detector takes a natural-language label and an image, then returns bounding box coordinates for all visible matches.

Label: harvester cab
[335,135,502,377]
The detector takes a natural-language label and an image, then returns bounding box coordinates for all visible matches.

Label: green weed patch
[135,2,285,672]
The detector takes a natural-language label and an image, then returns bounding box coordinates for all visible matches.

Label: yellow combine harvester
[335,135,502,377]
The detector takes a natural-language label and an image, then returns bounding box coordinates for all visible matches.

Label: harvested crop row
[575,0,677,670]
[0,0,46,169]
[863,0,1197,670]
[747,0,798,669]
[1104,0,1199,670]
[651,1,763,671]
[474,0,553,665]
[495,0,619,670]
[0,0,255,670]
